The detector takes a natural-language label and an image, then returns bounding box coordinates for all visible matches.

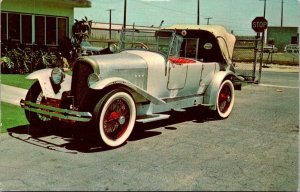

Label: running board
[136,114,170,123]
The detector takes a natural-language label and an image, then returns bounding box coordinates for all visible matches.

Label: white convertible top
[162,25,236,64]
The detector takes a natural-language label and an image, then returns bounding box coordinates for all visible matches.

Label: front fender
[90,77,166,105]
[26,69,72,99]
[204,71,236,110]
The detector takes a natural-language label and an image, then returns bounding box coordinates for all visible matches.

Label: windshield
[118,29,182,57]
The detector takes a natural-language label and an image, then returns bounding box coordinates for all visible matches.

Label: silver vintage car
[21,24,242,147]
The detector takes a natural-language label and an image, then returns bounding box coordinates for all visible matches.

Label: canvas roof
[162,25,236,64]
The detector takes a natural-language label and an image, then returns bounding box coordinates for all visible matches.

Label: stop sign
[252,17,268,33]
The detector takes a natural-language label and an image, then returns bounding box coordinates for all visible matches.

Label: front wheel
[24,81,55,126]
[93,90,136,147]
[214,80,235,119]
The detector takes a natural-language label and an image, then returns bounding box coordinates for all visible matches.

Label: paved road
[0,71,298,191]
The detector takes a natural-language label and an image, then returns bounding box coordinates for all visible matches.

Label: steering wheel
[132,42,149,50]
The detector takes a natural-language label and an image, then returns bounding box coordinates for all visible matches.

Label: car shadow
[6,106,217,153]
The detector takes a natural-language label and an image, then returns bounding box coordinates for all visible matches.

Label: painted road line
[258,84,299,89]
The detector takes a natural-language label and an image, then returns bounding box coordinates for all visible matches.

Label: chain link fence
[233,36,299,83]
[232,37,260,82]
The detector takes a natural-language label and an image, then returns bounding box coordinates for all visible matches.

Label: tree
[59,16,92,62]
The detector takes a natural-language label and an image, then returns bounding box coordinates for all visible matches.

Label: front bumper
[20,99,92,122]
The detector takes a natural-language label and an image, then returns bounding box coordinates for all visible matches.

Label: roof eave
[58,0,92,8]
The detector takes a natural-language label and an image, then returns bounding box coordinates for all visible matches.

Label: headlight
[109,43,118,53]
[88,73,100,87]
[51,67,65,85]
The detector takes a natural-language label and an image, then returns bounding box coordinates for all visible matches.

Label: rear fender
[26,69,72,99]
[204,71,236,110]
[90,77,166,105]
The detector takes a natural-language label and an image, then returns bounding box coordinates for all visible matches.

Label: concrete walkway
[1,84,27,106]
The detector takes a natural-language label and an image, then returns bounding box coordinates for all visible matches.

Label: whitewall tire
[94,90,136,147]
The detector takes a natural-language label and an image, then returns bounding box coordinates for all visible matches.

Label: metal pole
[123,0,127,29]
[107,9,115,40]
[197,0,200,25]
[253,33,259,82]
[280,0,283,27]
[263,0,266,17]
[205,17,212,25]
[257,0,267,83]
[257,31,265,83]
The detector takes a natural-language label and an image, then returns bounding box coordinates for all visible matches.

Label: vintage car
[20,24,242,148]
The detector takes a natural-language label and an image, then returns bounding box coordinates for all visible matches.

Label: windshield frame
[118,28,183,59]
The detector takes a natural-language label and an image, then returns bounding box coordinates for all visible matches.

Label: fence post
[256,31,264,84]
[252,33,259,82]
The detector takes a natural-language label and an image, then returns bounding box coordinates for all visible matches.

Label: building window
[8,13,20,42]
[22,15,32,44]
[35,16,45,44]
[58,18,67,43]
[1,13,7,41]
[291,36,298,44]
[46,17,57,45]
[1,12,68,46]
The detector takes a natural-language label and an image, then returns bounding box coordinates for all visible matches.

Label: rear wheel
[93,89,136,147]
[25,81,54,126]
[214,80,235,119]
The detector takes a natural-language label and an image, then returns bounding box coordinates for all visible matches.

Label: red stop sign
[252,17,268,33]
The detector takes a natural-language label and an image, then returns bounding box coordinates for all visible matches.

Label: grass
[233,49,299,65]
[1,74,36,89]
[1,70,72,90]
[1,102,28,133]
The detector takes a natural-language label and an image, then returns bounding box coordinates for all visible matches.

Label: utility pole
[197,0,200,25]
[123,0,127,29]
[107,9,115,40]
[259,0,267,18]
[280,0,283,27]
[204,17,212,25]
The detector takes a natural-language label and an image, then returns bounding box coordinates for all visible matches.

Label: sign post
[252,17,268,83]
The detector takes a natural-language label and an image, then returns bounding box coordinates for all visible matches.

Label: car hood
[162,25,236,64]
[84,51,148,76]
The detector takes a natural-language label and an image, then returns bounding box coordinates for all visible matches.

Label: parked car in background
[20,25,242,148]
[284,44,299,54]
[81,40,103,55]
[263,44,278,53]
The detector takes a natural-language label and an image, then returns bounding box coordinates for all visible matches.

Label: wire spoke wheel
[94,90,136,147]
[103,98,130,140]
[215,80,235,119]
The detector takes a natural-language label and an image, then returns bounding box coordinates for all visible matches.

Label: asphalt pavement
[0,68,299,191]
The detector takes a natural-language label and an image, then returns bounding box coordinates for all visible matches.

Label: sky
[75,0,300,35]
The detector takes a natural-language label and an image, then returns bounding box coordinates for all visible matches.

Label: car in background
[81,40,104,56]
[263,44,278,53]
[284,44,299,54]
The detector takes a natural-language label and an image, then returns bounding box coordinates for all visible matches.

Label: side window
[180,38,198,59]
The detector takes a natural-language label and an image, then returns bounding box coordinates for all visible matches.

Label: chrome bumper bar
[20,99,92,122]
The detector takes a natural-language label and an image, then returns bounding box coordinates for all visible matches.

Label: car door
[167,58,188,89]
